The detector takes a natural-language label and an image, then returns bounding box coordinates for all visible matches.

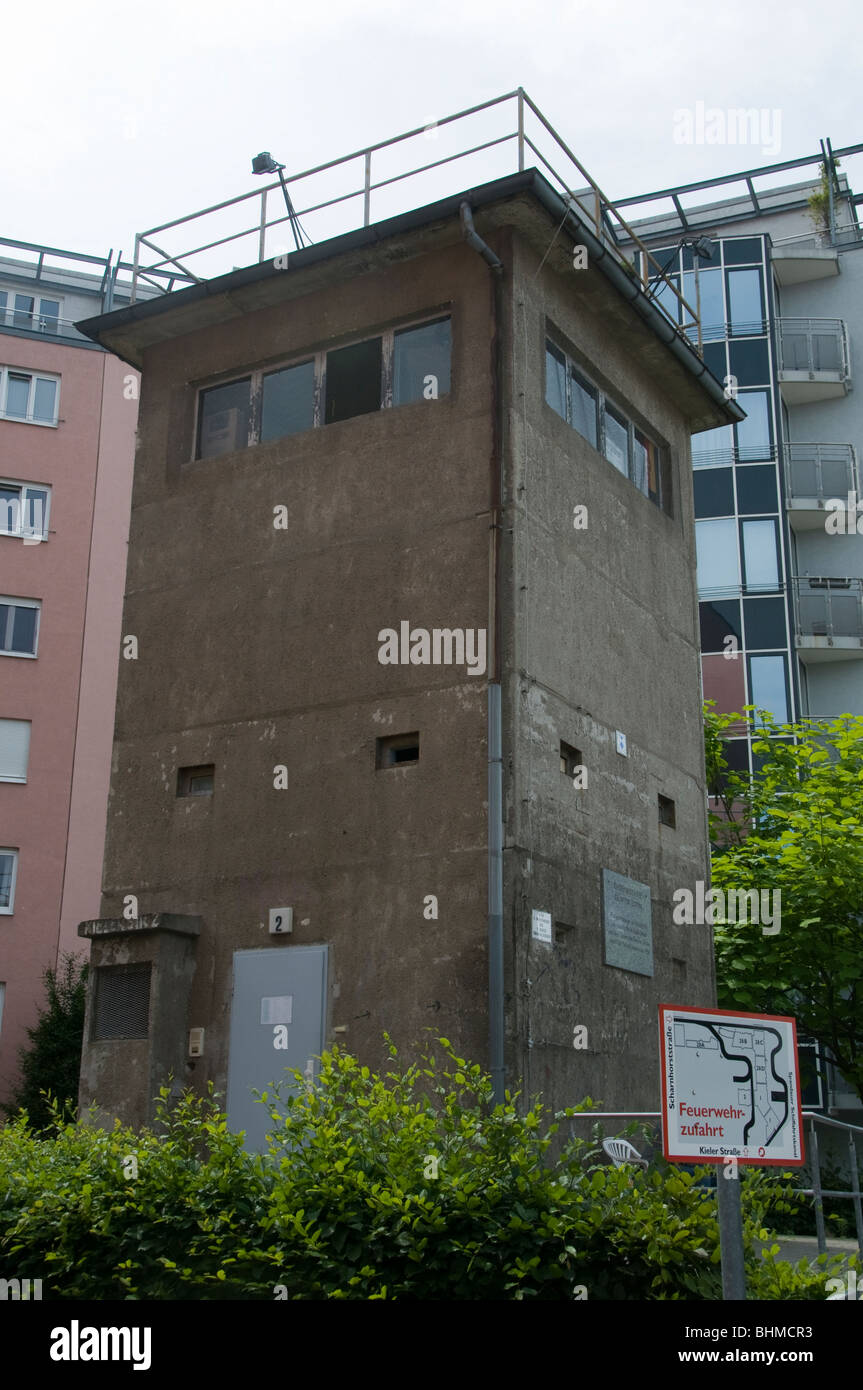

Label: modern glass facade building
[622,146,863,794]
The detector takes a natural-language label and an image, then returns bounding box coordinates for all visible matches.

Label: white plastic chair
[602,1137,648,1169]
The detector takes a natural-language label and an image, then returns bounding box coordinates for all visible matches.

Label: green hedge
[0,1039,851,1300]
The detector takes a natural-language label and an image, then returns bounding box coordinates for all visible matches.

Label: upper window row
[0,367,59,426]
[545,341,666,511]
[0,291,62,335]
[196,316,451,461]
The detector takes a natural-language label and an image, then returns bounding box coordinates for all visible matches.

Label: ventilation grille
[93,963,151,1040]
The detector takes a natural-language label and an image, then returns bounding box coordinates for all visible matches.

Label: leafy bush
[0,1039,853,1300]
[0,953,88,1133]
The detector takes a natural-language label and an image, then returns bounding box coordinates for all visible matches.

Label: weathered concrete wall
[499,229,716,1116]
[99,238,495,1111]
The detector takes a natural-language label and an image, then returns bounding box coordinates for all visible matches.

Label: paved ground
[769,1234,860,1267]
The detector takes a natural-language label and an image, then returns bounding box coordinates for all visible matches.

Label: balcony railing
[127,89,703,349]
[777,318,850,376]
[0,309,90,343]
[784,443,859,502]
[792,577,863,643]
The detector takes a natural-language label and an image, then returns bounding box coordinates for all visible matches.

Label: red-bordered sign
[659,1004,805,1166]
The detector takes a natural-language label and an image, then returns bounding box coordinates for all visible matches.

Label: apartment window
[92,963,151,1040]
[194,314,451,459]
[177,764,215,796]
[393,318,451,404]
[740,519,780,593]
[735,390,772,463]
[376,732,420,768]
[325,338,382,423]
[748,654,789,725]
[197,378,252,460]
[695,519,739,597]
[545,338,666,511]
[0,849,18,913]
[0,368,59,425]
[0,481,50,539]
[0,597,40,656]
[727,268,764,336]
[0,292,61,334]
[658,793,676,828]
[692,422,734,469]
[0,720,31,782]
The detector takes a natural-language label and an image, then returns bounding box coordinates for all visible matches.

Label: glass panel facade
[696,518,738,596]
[692,423,734,469]
[735,391,772,462]
[749,654,788,724]
[727,269,764,335]
[735,464,777,514]
[700,598,742,653]
[694,468,734,518]
[744,597,787,650]
[741,519,779,592]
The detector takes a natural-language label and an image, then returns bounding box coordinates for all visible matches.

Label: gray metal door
[226,945,327,1152]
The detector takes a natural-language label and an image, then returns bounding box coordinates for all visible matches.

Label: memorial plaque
[531,909,553,944]
[602,869,653,976]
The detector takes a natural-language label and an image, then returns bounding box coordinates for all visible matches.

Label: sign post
[659,1004,805,1301]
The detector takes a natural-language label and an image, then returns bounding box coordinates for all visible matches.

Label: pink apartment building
[0,241,156,1108]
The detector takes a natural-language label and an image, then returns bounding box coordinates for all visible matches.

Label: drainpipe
[461,200,506,1106]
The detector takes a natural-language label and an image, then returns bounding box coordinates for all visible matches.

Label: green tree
[705,705,863,1102]
[1,952,88,1132]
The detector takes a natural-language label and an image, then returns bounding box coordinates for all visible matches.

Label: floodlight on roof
[251,151,284,176]
[691,235,715,261]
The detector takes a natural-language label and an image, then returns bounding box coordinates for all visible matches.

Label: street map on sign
[660,1006,804,1166]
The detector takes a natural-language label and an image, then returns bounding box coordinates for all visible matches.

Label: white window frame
[194,312,451,461]
[0,480,51,540]
[0,596,41,657]
[0,848,18,914]
[0,367,60,426]
[0,288,64,334]
[0,719,31,783]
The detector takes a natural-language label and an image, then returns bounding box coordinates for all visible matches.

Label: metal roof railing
[127,88,702,349]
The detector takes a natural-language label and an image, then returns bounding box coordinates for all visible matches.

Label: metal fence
[127,88,701,348]
[784,442,859,501]
[792,577,863,642]
[569,1108,863,1263]
[777,317,850,376]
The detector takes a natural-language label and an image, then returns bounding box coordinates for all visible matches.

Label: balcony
[777,318,851,402]
[792,577,863,662]
[771,232,840,287]
[783,443,860,531]
[0,307,91,345]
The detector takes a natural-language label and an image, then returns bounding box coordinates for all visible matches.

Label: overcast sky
[4,0,862,277]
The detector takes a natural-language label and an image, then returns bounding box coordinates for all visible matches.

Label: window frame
[0,848,19,915]
[0,718,31,783]
[193,312,451,461]
[0,290,63,334]
[0,480,51,540]
[0,367,60,426]
[545,336,668,513]
[0,596,41,658]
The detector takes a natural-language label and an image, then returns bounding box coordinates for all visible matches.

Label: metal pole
[811,1118,827,1254]
[363,151,372,226]
[517,90,524,171]
[488,683,505,1107]
[717,1166,747,1299]
[848,1129,863,1264]
[131,234,140,305]
[694,255,704,357]
[258,188,268,263]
